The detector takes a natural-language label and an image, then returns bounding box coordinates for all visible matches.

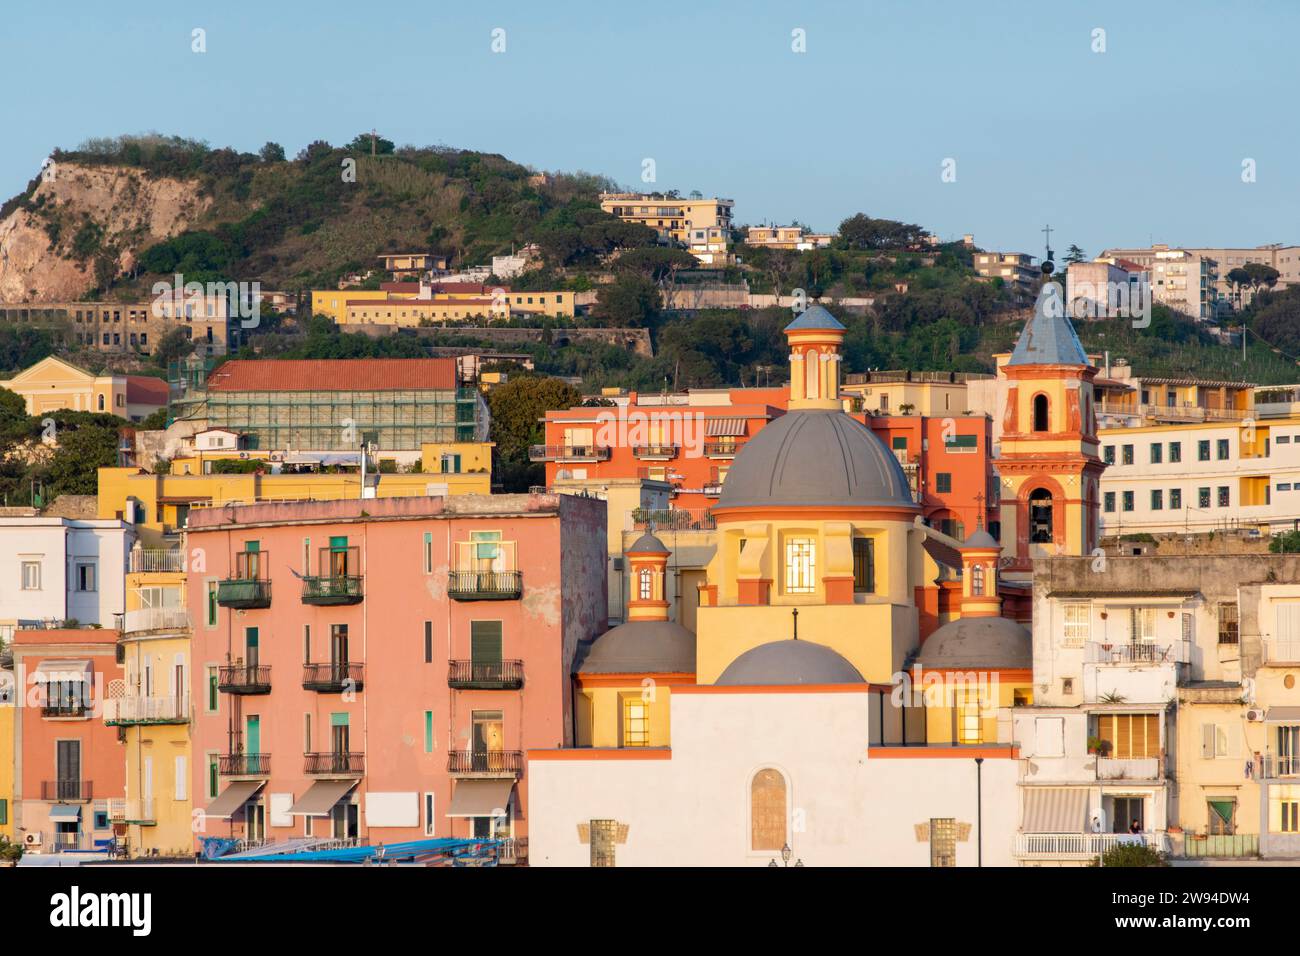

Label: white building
[0,517,135,630]
[1098,245,1218,320]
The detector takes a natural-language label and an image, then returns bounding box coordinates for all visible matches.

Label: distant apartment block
[599,193,734,246]
[377,252,448,276]
[1099,245,1219,320]
[1183,244,1300,308]
[744,226,833,251]
[0,296,237,355]
[973,252,1038,294]
[1064,259,1151,319]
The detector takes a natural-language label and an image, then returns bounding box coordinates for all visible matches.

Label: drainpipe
[975,757,984,867]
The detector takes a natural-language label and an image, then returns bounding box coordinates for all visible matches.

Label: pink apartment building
[186,494,606,859]
[10,627,124,853]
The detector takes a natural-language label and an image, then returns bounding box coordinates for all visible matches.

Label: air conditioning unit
[1246,708,1266,722]
[23,832,42,847]
[238,451,249,459]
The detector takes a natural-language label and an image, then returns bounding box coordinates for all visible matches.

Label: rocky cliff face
[0,161,210,301]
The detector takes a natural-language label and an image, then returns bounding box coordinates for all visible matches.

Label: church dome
[576,620,696,675]
[715,639,865,686]
[716,409,915,511]
[917,616,1031,670]
[627,532,669,553]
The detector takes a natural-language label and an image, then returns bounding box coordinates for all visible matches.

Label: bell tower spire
[784,306,846,411]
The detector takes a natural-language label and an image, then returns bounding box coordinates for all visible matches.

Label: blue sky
[3,0,1297,257]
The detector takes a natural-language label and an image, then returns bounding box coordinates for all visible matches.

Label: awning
[1268,706,1300,722]
[49,804,82,819]
[1022,787,1090,833]
[445,779,514,818]
[1209,800,1236,826]
[281,452,361,467]
[205,780,265,820]
[705,417,746,437]
[32,660,91,681]
[288,779,357,817]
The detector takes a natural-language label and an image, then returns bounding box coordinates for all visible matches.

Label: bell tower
[785,306,846,411]
[996,266,1103,575]
[626,533,671,623]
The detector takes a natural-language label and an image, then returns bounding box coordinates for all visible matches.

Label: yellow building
[744,226,833,250]
[106,557,193,857]
[995,280,1104,577]
[313,288,575,325]
[841,370,992,417]
[0,355,168,421]
[599,192,734,246]
[0,676,12,841]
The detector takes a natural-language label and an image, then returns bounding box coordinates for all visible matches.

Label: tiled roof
[206,359,458,392]
[125,376,169,404]
[1007,282,1090,367]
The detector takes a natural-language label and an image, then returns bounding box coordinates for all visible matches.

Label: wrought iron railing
[218,753,271,776]
[447,570,523,600]
[301,662,364,692]
[304,752,365,775]
[447,660,524,690]
[217,664,271,694]
[42,780,92,800]
[447,750,524,775]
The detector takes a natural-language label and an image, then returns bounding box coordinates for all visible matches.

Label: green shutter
[245,540,260,552]
[471,622,503,664]
[330,536,348,551]
[331,712,349,728]
[424,711,434,753]
[0,798,7,825]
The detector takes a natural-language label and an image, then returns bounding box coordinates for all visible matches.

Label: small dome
[785,305,846,332]
[918,617,1031,670]
[716,639,865,686]
[627,532,669,554]
[716,409,915,511]
[576,620,695,675]
[962,529,999,550]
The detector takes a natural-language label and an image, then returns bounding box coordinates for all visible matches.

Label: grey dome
[716,410,915,510]
[786,305,846,332]
[962,529,999,549]
[576,620,695,675]
[627,532,669,554]
[716,639,864,686]
[918,616,1031,669]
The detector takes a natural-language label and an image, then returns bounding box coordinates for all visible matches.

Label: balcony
[1260,751,1300,779]
[1096,756,1162,781]
[447,570,523,601]
[304,752,365,777]
[302,662,364,693]
[1183,833,1258,859]
[42,702,88,719]
[217,579,272,609]
[41,780,92,801]
[632,444,679,460]
[702,482,723,497]
[301,575,363,606]
[104,695,190,725]
[528,444,611,463]
[108,797,155,826]
[1014,831,1169,861]
[631,507,716,531]
[448,660,524,690]
[128,548,185,573]
[1265,639,1300,665]
[447,750,524,777]
[123,607,191,635]
[703,442,739,458]
[1085,642,1187,664]
[218,664,271,695]
[218,753,271,776]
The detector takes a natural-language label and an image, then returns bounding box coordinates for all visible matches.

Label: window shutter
[471,622,503,664]
[175,756,187,801]
[1202,724,1216,759]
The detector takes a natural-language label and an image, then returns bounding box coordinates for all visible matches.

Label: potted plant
[1087,736,1113,756]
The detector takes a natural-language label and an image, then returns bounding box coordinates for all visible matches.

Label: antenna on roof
[791,607,799,641]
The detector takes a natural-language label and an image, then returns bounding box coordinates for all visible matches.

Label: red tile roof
[125,376,169,405]
[380,282,422,293]
[206,359,458,392]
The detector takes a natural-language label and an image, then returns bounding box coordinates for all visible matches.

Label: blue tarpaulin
[204,836,500,865]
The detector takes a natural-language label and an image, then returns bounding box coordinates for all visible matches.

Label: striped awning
[705,418,746,437]
[32,660,91,682]
[1022,787,1089,833]
[205,780,265,820]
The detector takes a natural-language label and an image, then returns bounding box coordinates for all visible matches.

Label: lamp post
[768,843,804,867]
[974,757,984,868]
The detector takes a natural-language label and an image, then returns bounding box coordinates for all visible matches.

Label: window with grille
[1130,607,1157,643]
[750,769,786,851]
[590,819,618,867]
[1095,713,1159,759]
[971,564,984,596]
[622,697,649,748]
[852,538,875,593]
[1063,603,1090,646]
[929,818,957,867]
[1218,603,1239,645]
[638,569,652,601]
[784,538,816,594]
[957,688,983,744]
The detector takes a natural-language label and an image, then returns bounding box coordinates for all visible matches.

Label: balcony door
[1280,725,1300,776]
[56,740,81,801]
[245,716,261,756]
[471,622,502,683]
[470,531,504,572]
[245,627,259,668]
[331,714,350,765]
[1110,796,1144,834]
[331,624,349,670]
[472,711,504,771]
[331,800,358,840]
[328,537,350,577]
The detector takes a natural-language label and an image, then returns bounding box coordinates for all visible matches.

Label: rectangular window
[623,697,649,747]
[936,473,952,494]
[1131,607,1157,642]
[174,756,187,801]
[1201,724,1238,761]
[1199,487,1211,509]
[1151,490,1163,510]
[207,755,219,799]
[424,621,433,663]
[1063,603,1090,646]
[1122,490,1134,512]
[1150,444,1162,465]
[1169,442,1181,463]
[425,711,434,753]
[304,713,312,753]
[929,818,957,867]
[1122,445,1134,465]
[852,538,875,593]
[302,625,311,664]
[21,561,40,590]
[74,563,96,591]
[424,532,433,573]
[0,799,7,825]
[1282,801,1300,834]
[424,793,436,836]
[956,688,983,744]
[784,537,816,593]
[206,581,218,627]
[1103,445,1115,465]
[1096,713,1159,759]
[1103,491,1115,513]
[1217,486,1230,507]
[206,667,218,712]
[1217,438,1230,460]
[1198,440,1211,461]
[471,621,503,668]
[1170,488,1182,509]
[1218,603,1239,645]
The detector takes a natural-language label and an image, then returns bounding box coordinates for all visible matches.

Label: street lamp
[769,843,803,867]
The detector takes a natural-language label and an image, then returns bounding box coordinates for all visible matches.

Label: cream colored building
[1098,245,1219,320]
[599,192,734,246]
[0,356,168,421]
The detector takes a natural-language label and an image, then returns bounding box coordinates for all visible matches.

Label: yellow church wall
[919,676,1030,745]
[695,601,915,685]
[577,685,673,748]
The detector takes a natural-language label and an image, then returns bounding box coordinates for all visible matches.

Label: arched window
[804,350,820,398]
[638,568,652,601]
[1029,488,1054,544]
[971,563,984,596]
[1032,394,1049,432]
[751,768,786,851]
[97,394,105,411]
